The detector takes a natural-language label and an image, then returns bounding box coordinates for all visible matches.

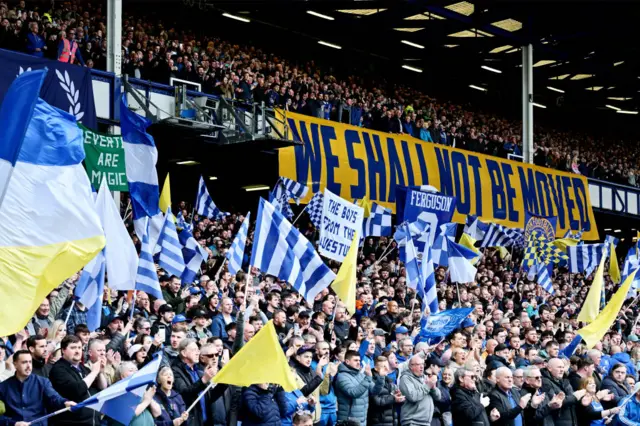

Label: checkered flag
[307,192,324,228]
[362,203,392,237]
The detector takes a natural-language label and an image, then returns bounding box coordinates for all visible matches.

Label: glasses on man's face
[530,376,542,380]
[201,353,215,358]
[141,327,151,331]
[514,376,524,379]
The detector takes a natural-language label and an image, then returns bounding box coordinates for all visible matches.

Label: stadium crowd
[1,0,639,187]
[0,196,640,426]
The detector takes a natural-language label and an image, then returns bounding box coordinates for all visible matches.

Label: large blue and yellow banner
[277,111,599,240]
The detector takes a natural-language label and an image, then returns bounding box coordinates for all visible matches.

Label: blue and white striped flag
[481,223,516,248]
[464,215,487,240]
[72,353,162,425]
[362,203,392,237]
[135,221,163,300]
[432,223,457,267]
[403,223,422,290]
[195,176,228,220]
[280,176,309,202]
[226,212,251,276]
[157,211,185,278]
[251,198,335,302]
[269,179,296,220]
[178,229,208,283]
[307,192,324,228]
[567,243,606,275]
[74,249,106,331]
[535,260,554,294]
[176,210,193,232]
[605,235,620,247]
[419,241,438,314]
[563,229,584,240]
[121,97,162,242]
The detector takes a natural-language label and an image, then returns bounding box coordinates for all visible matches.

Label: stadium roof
[156,0,640,123]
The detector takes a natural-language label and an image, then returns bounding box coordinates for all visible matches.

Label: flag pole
[63,300,76,331]
[185,382,217,415]
[28,405,72,425]
[292,204,309,225]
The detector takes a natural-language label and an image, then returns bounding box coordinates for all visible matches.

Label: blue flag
[414,307,474,344]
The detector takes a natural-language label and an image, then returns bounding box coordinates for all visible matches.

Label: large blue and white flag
[279,177,309,202]
[121,97,162,244]
[0,70,45,207]
[157,210,185,277]
[195,176,227,220]
[403,223,422,290]
[567,243,606,275]
[481,223,517,248]
[419,241,438,314]
[74,249,106,331]
[226,212,251,276]
[135,221,163,300]
[446,240,478,283]
[179,229,208,283]
[605,235,620,247]
[534,259,554,294]
[414,307,474,344]
[463,215,487,241]
[306,192,324,228]
[72,353,162,425]
[362,203,392,238]
[251,198,335,302]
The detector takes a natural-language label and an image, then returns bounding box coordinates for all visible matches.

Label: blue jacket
[0,374,67,426]
[210,314,234,340]
[310,361,337,414]
[620,395,640,426]
[277,389,315,426]
[26,33,45,57]
[419,129,433,142]
[240,385,283,426]
[153,390,186,426]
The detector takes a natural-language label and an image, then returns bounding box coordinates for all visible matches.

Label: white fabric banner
[318,189,364,262]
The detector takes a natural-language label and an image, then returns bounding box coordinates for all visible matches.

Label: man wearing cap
[187,309,213,341]
[394,326,409,344]
[152,304,175,346]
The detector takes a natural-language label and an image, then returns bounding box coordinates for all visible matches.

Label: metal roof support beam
[522,44,534,164]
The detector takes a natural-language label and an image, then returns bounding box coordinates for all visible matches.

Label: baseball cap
[395,326,409,335]
[296,346,315,356]
[426,356,446,368]
[159,304,174,315]
[172,314,187,324]
[192,309,208,319]
[461,318,475,328]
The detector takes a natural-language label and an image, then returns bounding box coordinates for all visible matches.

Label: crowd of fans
[0,196,640,426]
[3,1,640,426]
[1,0,640,187]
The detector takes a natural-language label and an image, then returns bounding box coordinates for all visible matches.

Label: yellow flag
[577,254,606,324]
[358,197,373,218]
[332,231,358,314]
[578,270,637,348]
[159,173,171,213]
[497,246,510,260]
[213,320,299,391]
[609,243,621,284]
[459,234,481,265]
[553,238,579,252]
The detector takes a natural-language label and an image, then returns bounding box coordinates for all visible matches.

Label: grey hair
[178,338,197,354]
[523,366,541,378]
[454,367,474,385]
[116,361,137,381]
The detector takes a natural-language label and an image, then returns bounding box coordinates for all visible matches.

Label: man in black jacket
[369,356,403,426]
[451,367,500,426]
[520,367,562,426]
[49,335,106,426]
[488,367,535,426]
[540,358,587,426]
[26,335,51,378]
[172,338,218,426]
